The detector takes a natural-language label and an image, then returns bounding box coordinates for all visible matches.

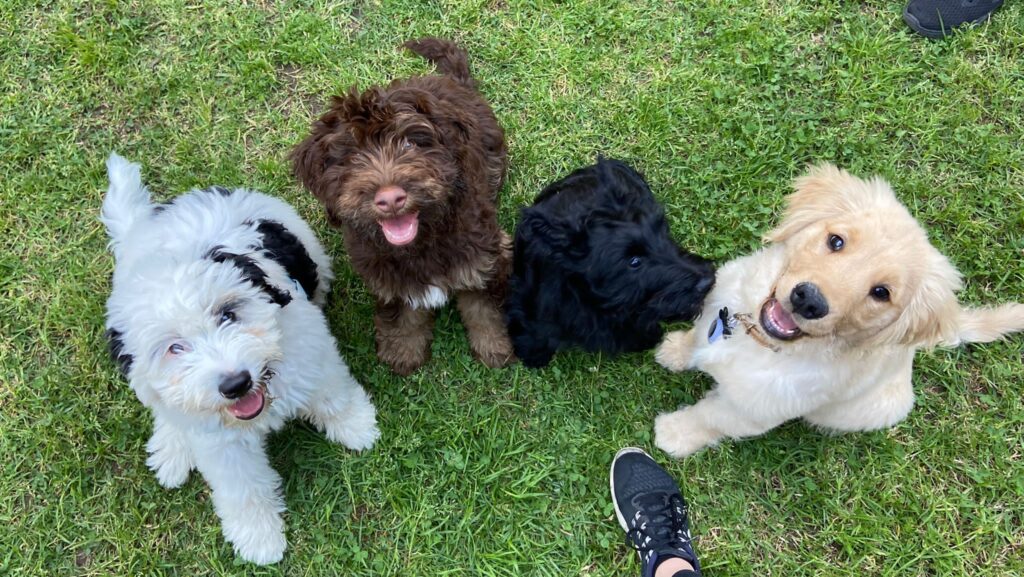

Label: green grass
[2,0,1023,575]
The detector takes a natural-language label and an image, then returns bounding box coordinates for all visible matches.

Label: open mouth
[227,385,266,420]
[379,212,419,246]
[760,297,803,341]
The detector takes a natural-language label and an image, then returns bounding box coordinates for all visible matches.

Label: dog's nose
[374,186,407,212]
[790,282,829,319]
[218,370,253,399]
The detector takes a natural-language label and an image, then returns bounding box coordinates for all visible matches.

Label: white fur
[405,284,448,310]
[102,153,379,564]
[653,164,1024,459]
[654,245,917,458]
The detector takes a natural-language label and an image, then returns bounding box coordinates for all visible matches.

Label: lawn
[2,0,1023,575]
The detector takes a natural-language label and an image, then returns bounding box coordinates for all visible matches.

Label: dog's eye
[219,310,237,325]
[827,234,845,252]
[401,138,415,151]
[168,342,188,355]
[628,256,642,268]
[870,286,891,302]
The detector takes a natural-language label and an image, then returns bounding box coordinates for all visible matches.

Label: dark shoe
[903,0,1004,38]
[610,448,701,577]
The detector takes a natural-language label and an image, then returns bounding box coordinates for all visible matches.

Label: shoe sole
[902,5,1000,39]
[610,447,650,532]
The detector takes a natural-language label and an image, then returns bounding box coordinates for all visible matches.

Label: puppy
[292,38,513,375]
[654,164,1024,458]
[506,158,716,368]
[102,153,379,564]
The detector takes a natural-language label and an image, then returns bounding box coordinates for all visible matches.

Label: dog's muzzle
[219,370,267,420]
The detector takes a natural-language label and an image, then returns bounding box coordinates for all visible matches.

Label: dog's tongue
[228,387,265,420]
[379,213,419,246]
[766,299,800,333]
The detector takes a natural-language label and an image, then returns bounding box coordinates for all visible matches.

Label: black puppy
[506,158,715,368]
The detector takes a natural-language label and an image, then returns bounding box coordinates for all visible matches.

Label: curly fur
[102,153,379,564]
[506,158,716,368]
[654,164,1024,458]
[291,37,513,375]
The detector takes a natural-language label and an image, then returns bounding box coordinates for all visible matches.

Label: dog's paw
[223,509,287,565]
[323,405,381,452]
[331,422,381,452]
[378,338,430,376]
[148,453,192,489]
[654,331,693,372]
[654,409,716,459]
[232,528,286,566]
[146,436,193,489]
[472,335,516,369]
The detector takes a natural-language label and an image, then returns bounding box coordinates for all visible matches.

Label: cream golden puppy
[654,164,1024,458]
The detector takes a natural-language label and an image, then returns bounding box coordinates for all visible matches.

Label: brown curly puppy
[292,38,513,375]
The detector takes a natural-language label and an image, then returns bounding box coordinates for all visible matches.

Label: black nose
[218,370,253,399]
[790,282,829,319]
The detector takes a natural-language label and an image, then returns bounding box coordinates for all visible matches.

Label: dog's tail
[101,152,152,257]
[403,37,476,88]
[955,303,1024,344]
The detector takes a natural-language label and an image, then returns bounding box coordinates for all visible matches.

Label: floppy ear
[519,210,589,259]
[766,163,862,243]
[291,89,370,196]
[408,89,471,146]
[881,251,963,347]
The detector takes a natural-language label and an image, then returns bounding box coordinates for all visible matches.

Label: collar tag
[708,307,735,343]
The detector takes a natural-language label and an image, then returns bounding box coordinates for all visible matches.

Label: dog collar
[708,307,780,353]
[707,307,735,343]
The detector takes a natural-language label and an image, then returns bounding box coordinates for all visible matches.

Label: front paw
[654,409,716,459]
[378,339,430,376]
[222,509,287,565]
[471,333,516,368]
[654,330,693,372]
[146,440,193,489]
[323,403,381,452]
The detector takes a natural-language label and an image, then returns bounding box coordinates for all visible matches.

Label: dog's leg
[146,415,194,488]
[374,299,434,376]
[302,355,380,451]
[804,363,915,432]
[655,390,781,458]
[456,289,515,368]
[193,436,287,565]
[655,329,697,372]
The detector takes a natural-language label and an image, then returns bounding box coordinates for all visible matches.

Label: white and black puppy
[101,153,379,564]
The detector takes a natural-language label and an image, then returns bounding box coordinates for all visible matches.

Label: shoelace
[625,492,693,563]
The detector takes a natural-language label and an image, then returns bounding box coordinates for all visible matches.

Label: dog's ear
[880,251,962,347]
[406,90,472,146]
[766,163,851,243]
[520,211,589,259]
[292,89,370,226]
[106,328,133,378]
[766,163,900,243]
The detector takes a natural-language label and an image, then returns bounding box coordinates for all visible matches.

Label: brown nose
[374,186,407,212]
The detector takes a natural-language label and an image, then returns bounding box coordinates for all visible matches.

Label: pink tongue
[379,213,419,245]
[769,300,800,332]
[228,388,264,420]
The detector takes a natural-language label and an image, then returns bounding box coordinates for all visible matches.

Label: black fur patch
[205,246,293,306]
[206,186,233,196]
[106,328,134,376]
[254,220,318,300]
[153,198,174,214]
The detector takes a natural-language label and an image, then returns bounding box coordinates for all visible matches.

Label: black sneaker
[903,0,1004,39]
[610,448,701,577]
